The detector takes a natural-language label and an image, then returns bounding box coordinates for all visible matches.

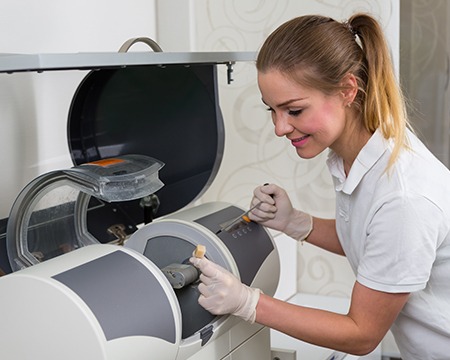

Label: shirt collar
[326,129,390,194]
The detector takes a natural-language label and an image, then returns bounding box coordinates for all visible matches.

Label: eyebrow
[261,97,307,108]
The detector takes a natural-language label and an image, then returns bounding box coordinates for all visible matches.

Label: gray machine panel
[143,236,215,340]
[53,250,176,343]
[195,206,274,286]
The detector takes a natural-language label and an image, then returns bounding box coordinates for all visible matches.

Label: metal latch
[226,62,234,84]
[200,325,214,346]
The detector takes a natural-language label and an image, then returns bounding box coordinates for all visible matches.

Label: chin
[296,149,323,159]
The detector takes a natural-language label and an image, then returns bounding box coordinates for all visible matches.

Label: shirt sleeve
[357,193,443,293]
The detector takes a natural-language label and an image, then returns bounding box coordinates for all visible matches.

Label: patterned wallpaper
[186,0,399,297]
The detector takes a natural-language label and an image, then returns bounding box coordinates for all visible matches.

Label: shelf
[0,51,257,74]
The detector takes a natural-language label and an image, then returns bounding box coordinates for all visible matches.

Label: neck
[332,116,372,176]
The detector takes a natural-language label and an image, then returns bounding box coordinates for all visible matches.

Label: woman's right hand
[248,183,294,232]
[249,183,313,241]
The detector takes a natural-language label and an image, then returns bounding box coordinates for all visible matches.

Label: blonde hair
[256,13,410,168]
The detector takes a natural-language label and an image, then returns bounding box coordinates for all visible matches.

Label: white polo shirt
[327,129,450,359]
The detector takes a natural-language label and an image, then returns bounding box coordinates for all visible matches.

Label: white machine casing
[0,202,279,360]
[0,49,280,360]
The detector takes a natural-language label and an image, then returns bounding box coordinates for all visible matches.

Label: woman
[191,13,450,358]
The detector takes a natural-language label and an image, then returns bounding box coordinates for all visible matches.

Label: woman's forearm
[255,294,376,355]
[304,217,345,255]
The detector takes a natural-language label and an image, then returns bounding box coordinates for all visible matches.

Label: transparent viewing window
[26,185,95,263]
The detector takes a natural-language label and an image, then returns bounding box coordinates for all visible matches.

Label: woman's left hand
[190,256,261,323]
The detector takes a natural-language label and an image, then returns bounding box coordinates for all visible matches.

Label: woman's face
[258,69,349,159]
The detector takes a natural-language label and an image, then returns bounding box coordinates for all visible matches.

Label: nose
[272,113,294,137]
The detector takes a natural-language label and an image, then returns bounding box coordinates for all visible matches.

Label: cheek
[317,101,345,131]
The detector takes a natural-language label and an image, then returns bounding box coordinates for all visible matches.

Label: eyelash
[288,109,302,116]
[266,107,302,117]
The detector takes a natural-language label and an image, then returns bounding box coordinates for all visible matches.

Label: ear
[340,73,358,107]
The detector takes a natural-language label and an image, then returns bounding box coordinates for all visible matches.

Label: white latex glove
[248,183,313,242]
[190,256,261,323]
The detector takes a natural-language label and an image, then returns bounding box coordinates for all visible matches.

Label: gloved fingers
[191,256,248,318]
[249,206,276,221]
[198,294,226,315]
[199,268,238,289]
[252,184,276,205]
[198,283,230,314]
[249,184,278,221]
[199,273,218,286]
[197,282,217,297]
[189,256,201,268]
[262,183,286,199]
[189,256,218,277]
[248,200,277,222]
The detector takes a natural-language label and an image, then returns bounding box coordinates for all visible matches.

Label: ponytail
[348,14,410,168]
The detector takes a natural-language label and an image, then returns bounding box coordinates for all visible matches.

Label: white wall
[0,0,157,218]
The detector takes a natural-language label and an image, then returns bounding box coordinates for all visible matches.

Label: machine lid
[6,155,164,271]
[0,49,256,221]
[67,60,225,220]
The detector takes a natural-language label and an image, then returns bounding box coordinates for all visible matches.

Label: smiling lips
[290,134,310,147]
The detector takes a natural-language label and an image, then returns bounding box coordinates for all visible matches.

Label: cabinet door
[231,327,271,360]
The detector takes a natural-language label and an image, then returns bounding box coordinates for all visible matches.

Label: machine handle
[118,37,163,53]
